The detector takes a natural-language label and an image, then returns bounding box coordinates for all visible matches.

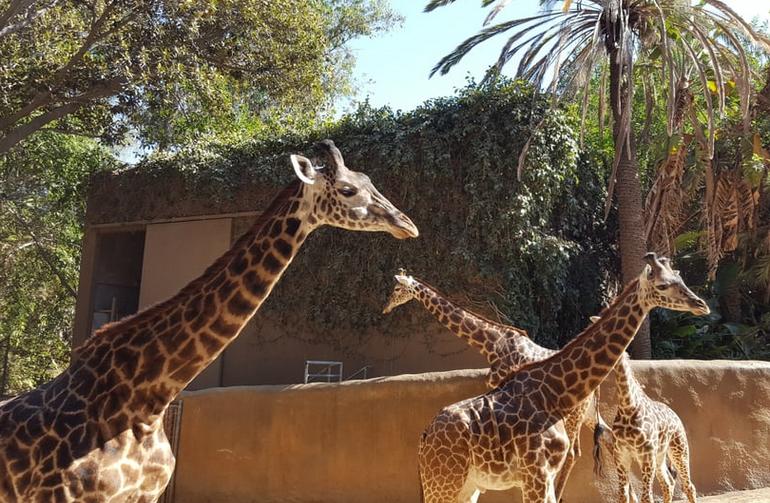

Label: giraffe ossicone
[417,253,708,503]
[0,140,417,502]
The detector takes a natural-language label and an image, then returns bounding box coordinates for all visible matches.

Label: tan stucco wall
[172,360,770,503]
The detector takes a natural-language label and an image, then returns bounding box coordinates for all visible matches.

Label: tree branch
[0,2,128,131]
[0,0,36,32]
[0,0,57,39]
[0,77,124,154]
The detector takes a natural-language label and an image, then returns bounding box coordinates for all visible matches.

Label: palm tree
[426,0,769,357]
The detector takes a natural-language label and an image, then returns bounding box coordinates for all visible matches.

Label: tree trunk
[610,48,651,358]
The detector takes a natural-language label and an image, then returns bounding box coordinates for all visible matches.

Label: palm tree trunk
[610,48,651,358]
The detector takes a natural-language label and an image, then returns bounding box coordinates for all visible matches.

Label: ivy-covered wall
[90,82,616,352]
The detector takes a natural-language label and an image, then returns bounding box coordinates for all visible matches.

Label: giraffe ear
[642,263,653,280]
[290,155,317,185]
[589,316,600,323]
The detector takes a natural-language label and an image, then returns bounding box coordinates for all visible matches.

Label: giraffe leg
[639,450,656,503]
[614,447,633,503]
[418,426,472,503]
[669,431,697,503]
[656,451,675,503]
[554,417,581,502]
[523,469,558,503]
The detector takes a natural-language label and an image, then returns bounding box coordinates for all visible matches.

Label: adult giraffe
[0,140,418,502]
[417,253,708,503]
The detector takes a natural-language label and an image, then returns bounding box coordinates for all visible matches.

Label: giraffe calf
[608,353,697,503]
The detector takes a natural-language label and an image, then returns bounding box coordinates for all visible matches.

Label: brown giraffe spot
[574,352,591,370]
[227,290,252,317]
[268,220,283,238]
[216,280,237,303]
[243,271,267,297]
[198,331,222,355]
[210,315,238,335]
[177,340,197,360]
[274,238,293,259]
[262,253,283,274]
[594,351,614,367]
[137,347,165,383]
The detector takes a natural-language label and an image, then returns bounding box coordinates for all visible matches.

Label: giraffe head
[639,252,710,315]
[290,140,418,239]
[382,271,418,314]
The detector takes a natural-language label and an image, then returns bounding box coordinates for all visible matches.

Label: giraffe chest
[1,416,174,503]
[65,426,175,502]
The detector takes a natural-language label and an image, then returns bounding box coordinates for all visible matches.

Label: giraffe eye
[655,284,670,291]
[339,186,357,197]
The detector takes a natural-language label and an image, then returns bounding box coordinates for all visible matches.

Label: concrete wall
[172,360,770,503]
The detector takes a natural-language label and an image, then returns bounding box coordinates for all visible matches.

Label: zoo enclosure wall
[170,359,770,503]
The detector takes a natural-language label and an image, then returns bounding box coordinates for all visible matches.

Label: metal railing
[304,360,343,383]
[346,365,371,380]
[158,399,183,503]
[303,361,375,383]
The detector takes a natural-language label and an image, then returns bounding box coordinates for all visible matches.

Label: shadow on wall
[172,360,770,503]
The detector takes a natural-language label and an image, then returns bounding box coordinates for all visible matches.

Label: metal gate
[158,399,183,503]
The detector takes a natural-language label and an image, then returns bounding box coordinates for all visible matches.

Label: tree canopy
[0,0,400,152]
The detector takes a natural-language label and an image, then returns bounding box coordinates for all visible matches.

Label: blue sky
[341,0,770,113]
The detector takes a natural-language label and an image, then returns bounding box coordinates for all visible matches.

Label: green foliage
[132,81,614,352]
[0,0,400,152]
[653,303,770,360]
[0,132,115,394]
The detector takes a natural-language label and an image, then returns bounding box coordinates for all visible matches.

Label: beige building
[72,167,488,390]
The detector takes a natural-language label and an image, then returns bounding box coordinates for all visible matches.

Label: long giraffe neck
[70,180,313,422]
[525,279,649,413]
[614,355,643,411]
[410,280,529,364]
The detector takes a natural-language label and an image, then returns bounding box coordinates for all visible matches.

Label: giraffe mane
[73,180,303,354]
[408,275,530,339]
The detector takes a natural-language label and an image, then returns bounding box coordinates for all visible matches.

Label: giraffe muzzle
[387,212,419,239]
[689,298,710,316]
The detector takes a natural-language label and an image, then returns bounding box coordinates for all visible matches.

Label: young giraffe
[417,253,709,503]
[382,273,612,501]
[589,311,696,503]
[0,140,418,503]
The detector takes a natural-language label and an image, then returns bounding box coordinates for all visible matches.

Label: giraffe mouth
[387,213,419,239]
[687,297,710,316]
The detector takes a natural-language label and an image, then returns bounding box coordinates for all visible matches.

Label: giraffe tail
[592,421,606,477]
[591,388,610,477]
[667,457,678,481]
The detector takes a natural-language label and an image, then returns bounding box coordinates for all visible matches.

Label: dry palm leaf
[644,134,693,256]
[704,167,759,280]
